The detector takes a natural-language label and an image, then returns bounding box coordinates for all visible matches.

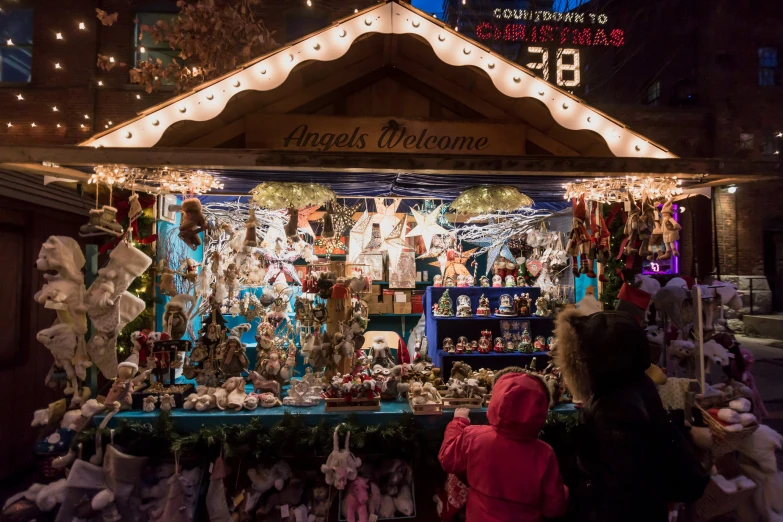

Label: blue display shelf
[437,350,551,379]
[423,286,554,368]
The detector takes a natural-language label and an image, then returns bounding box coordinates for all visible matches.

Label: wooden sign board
[245,115,526,155]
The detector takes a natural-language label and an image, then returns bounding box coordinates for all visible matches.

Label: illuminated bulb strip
[80,2,673,158]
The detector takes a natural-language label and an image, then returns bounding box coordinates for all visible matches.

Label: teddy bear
[306,482,333,522]
[248,461,293,496]
[178,198,208,250]
[159,394,176,411]
[143,396,158,412]
[257,478,304,517]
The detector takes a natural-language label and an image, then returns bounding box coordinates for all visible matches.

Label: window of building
[758,47,777,86]
[762,130,780,156]
[645,80,661,105]
[135,12,179,70]
[0,9,33,83]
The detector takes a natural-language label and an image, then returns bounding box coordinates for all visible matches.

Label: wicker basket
[696,404,758,458]
[693,477,756,521]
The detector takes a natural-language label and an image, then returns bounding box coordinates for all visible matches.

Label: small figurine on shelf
[456,275,468,288]
[518,328,533,354]
[535,295,551,317]
[534,336,548,351]
[477,336,490,354]
[479,275,490,287]
[505,340,516,353]
[442,337,455,353]
[434,289,454,317]
[370,336,394,368]
[444,276,454,287]
[433,275,443,287]
[492,274,503,287]
[456,294,472,317]
[465,275,475,287]
[476,294,491,316]
[219,324,251,378]
[516,293,531,316]
[468,340,477,353]
[495,294,517,316]
[493,337,505,353]
[504,275,516,287]
[456,336,469,354]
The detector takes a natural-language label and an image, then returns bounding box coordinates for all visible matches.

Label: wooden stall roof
[77,1,675,160]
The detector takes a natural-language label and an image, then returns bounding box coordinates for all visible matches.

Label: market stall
[2,2,777,521]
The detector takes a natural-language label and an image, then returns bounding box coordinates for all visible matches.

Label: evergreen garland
[76,410,577,463]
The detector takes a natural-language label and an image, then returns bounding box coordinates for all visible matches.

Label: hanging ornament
[331,200,363,237]
[348,210,372,263]
[407,204,449,253]
[372,198,400,240]
[262,238,303,285]
[320,202,336,239]
[430,247,477,280]
[380,215,409,268]
[468,237,515,276]
[451,186,534,213]
[315,236,346,256]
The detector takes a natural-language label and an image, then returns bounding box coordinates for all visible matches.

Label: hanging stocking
[206,456,232,522]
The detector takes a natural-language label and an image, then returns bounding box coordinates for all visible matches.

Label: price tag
[280,504,289,517]
[232,491,245,507]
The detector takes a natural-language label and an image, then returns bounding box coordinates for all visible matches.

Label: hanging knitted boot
[586,247,596,278]
[95,206,124,237]
[580,255,589,275]
[571,256,579,277]
[80,209,108,237]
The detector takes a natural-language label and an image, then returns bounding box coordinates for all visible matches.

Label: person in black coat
[553,308,708,522]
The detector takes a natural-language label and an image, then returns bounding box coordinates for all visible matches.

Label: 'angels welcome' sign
[245,115,527,156]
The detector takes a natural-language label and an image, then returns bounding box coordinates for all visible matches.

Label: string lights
[78,2,674,159]
[563,176,683,203]
[90,165,225,195]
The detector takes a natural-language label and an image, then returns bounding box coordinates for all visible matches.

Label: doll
[370,336,394,368]
[178,198,208,250]
[163,294,195,340]
[105,351,152,408]
[566,195,590,276]
[244,206,258,247]
[219,333,250,378]
[623,194,642,257]
[658,200,681,259]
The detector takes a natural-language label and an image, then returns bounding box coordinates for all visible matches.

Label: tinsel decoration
[451,186,534,213]
[563,176,683,204]
[250,182,335,210]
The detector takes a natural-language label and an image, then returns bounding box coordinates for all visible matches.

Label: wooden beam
[526,127,579,157]
[2,146,781,179]
[187,119,245,148]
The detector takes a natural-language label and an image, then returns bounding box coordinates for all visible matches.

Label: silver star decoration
[469,237,515,275]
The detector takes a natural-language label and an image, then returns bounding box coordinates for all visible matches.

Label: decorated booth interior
[3,3,777,522]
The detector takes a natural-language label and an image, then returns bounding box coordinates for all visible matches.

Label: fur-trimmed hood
[553,308,651,401]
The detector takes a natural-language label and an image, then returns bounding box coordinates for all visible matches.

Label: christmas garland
[76,411,579,463]
[600,203,628,308]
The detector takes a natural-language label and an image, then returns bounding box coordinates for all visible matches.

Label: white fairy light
[56,32,63,40]
[16,94,23,100]
[54,63,62,69]
[90,165,225,195]
[6,38,13,46]
[563,177,683,203]
[30,122,36,127]
[97,80,103,86]
[78,22,86,30]
[52,106,58,112]
[6,122,11,127]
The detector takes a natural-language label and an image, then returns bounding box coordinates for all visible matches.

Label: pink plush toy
[345,476,369,522]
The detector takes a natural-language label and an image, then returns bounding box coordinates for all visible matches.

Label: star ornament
[348,210,373,262]
[262,240,302,285]
[430,247,477,280]
[407,204,449,253]
[469,237,515,275]
[315,236,346,256]
[296,205,319,238]
[380,215,410,268]
[372,197,400,240]
[331,200,363,237]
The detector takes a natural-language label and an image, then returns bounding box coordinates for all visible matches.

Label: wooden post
[695,285,706,393]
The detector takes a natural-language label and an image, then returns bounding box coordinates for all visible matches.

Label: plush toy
[370,336,394,368]
[623,193,641,257]
[34,235,88,335]
[379,495,396,519]
[223,376,248,411]
[565,196,590,276]
[703,339,734,368]
[307,482,333,522]
[394,484,414,516]
[652,281,690,331]
[220,324,251,378]
[36,323,86,400]
[345,477,369,522]
[257,477,304,517]
[244,206,259,247]
[178,198,208,250]
[247,461,293,496]
[163,294,195,340]
[668,340,695,363]
[321,429,361,490]
[657,200,681,259]
[159,394,176,411]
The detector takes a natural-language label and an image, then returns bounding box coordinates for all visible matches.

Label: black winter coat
[573,375,707,522]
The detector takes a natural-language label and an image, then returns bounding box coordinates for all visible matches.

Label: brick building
[0,0,378,145]
[2,0,782,312]
[442,0,783,312]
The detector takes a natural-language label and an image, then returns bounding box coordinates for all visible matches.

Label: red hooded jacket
[438,373,569,522]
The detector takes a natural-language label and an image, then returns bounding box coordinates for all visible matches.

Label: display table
[95,383,577,431]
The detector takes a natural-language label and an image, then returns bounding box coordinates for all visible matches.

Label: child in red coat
[438,371,568,522]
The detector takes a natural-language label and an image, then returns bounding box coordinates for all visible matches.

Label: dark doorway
[764,228,783,312]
